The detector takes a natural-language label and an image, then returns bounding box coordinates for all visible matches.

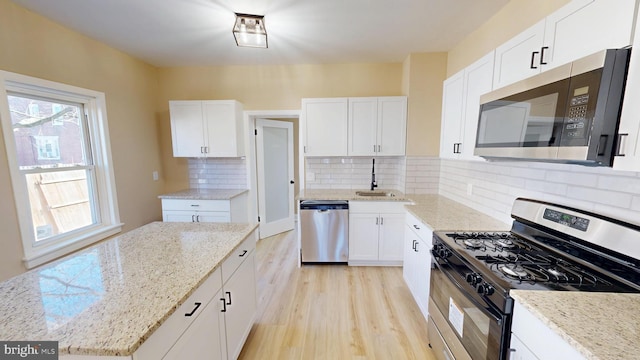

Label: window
[0,71,121,268]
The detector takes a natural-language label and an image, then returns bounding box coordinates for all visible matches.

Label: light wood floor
[238,229,436,360]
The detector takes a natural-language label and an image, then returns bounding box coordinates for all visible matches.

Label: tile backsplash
[305,157,406,191]
[439,158,640,226]
[188,158,247,189]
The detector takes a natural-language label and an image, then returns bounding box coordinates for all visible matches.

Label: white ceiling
[11,0,509,67]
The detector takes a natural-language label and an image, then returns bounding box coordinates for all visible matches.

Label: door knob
[290,180,295,184]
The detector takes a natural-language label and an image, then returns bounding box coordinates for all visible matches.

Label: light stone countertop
[158,188,248,200]
[510,290,640,360]
[298,190,510,231]
[298,188,411,201]
[0,221,258,356]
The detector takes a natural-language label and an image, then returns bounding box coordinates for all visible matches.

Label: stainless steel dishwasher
[299,200,348,263]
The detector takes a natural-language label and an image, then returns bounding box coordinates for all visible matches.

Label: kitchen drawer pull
[190,204,200,207]
[185,302,202,316]
[225,291,232,305]
[220,298,227,313]
[540,46,548,65]
[413,224,420,230]
[530,51,539,69]
[239,250,248,257]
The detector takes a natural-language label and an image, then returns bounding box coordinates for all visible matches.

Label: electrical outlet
[467,183,473,195]
[152,171,159,181]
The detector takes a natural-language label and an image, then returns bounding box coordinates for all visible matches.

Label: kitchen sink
[355,190,395,197]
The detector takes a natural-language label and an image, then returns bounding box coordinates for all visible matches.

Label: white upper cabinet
[169,100,245,158]
[348,96,407,156]
[441,51,494,160]
[302,98,349,156]
[303,96,406,157]
[614,6,640,171]
[440,70,465,159]
[493,20,546,89]
[493,0,636,89]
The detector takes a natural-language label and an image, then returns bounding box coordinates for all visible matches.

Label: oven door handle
[433,260,503,323]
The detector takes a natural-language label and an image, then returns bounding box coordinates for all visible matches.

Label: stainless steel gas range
[428,198,640,360]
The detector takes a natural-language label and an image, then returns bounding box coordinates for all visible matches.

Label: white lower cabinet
[161,193,248,223]
[348,201,408,266]
[133,234,257,360]
[510,299,585,360]
[402,211,432,321]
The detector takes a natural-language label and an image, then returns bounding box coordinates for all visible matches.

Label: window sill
[23,223,123,269]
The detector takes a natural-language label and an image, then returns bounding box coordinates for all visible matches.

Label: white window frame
[0,71,122,269]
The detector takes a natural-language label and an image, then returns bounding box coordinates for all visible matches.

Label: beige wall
[447,0,572,76]
[0,0,163,280]
[403,53,448,156]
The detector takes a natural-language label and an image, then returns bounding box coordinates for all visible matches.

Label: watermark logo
[0,342,57,359]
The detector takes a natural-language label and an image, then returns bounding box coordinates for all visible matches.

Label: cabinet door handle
[412,240,417,251]
[204,146,209,154]
[376,217,379,225]
[225,291,232,305]
[220,298,227,313]
[373,145,377,152]
[615,133,628,156]
[413,224,420,230]
[191,215,195,222]
[380,217,384,225]
[196,215,201,222]
[304,145,307,153]
[239,249,248,257]
[378,145,381,152]
[200,146,204,154]
[185,302,202,316]
[415,241,419,252]
[540,46,549,65]
[530,51,539,69]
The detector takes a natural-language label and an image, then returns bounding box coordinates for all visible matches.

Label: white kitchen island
[0,221,258,359]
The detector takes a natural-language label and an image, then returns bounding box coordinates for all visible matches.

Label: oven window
[476,78,570,148]
[430,265,502,360]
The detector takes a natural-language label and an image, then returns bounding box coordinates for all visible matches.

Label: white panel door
[224,254,257,360]
[348,97,378,156]
[256,119,295,238]
[440,70,465,159]
[461,51,494,159]
[348,214,379,261]
[163,291,227,360]
[543,0,634,70]
[378,213,405,262]
[169,101,205,157]
[493,20,545,89]
[377,96,407,156]
[302,98,348,156]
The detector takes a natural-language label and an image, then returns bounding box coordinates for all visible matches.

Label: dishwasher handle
[300,200,349,210]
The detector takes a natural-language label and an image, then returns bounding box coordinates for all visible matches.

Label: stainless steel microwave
[474,48,630,166]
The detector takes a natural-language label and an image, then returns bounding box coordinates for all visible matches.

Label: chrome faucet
[370,159,377,191]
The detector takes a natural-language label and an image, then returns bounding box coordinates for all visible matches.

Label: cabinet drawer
[162,199,230,212]
[405,211,431,241]
[222,231,257,283]
[135,267,223,359]
[349,201,408,213]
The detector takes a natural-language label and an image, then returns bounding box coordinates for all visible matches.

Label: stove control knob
[476,283,495,296]
[465,273,481,285]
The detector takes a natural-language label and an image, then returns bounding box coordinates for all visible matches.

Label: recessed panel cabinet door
[377,97,407,156]
[224,253,258,360]
[302,98,348,156]
[378,213,405,262]
[348,97,378,156]
[493,20,545,89]
[440,70,465,159]
[163,291,227,360]
[170,101,205,157]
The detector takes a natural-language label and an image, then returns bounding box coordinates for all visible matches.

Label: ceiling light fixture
[233,13,267,48]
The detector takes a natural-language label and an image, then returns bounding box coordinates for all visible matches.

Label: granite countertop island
[0,221,258,356]
[511,290,640,360]
[159,188,248,200]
